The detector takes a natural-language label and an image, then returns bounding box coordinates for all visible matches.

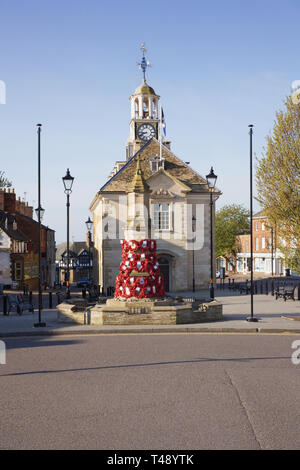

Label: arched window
[143,99,149,118]
[134,99,139,119]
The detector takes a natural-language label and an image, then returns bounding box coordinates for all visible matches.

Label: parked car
[77,278,92,288]
[216,268,228,279]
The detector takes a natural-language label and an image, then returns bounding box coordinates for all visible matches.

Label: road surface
[0,333,300,449]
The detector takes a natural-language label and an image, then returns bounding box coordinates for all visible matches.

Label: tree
[256,95,300,273]
[216,204,250,270]
[0,171,12,189]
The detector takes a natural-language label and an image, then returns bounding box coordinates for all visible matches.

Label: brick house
[0,188,56,289]
[236,211,285,275]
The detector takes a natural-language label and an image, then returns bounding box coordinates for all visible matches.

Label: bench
[7,294,34,315]
[239,281,250,294]
[275,285,295,301]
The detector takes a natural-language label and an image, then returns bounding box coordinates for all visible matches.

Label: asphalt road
[0,333,300,450]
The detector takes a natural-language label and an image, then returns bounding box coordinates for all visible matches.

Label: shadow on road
[3,337,85,351]
[0,355,291,378]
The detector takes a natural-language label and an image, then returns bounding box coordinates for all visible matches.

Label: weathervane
[137,42,151,81]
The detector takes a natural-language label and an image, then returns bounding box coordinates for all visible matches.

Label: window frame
[152,203,170,231]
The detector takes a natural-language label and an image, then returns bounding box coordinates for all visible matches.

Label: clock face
[138,124,156,141]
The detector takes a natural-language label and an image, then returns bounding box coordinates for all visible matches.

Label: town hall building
[90,46,221,293]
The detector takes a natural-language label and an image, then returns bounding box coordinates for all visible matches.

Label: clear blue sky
[0,0,298,243]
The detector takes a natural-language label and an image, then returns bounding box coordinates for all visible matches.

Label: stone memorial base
[57,297,223,325]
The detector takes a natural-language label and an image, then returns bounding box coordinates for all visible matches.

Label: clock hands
[138,124,155,140]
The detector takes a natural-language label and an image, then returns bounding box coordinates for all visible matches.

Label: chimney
[25,203,33,218]
[0,190,4,211]
[16,197,21,213]
[4,189,16,213]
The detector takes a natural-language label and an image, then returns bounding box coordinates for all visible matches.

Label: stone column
[138,96,143,119]
[148,97,152,118]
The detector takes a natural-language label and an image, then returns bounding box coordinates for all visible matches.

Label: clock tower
[126,44,161,160]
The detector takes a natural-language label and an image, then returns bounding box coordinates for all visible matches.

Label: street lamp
[247,125,258,322]
[35,206,45,221]
[34,124,46,327]
[192,215,196,292]
[62,168,74,299]
[85,216,93,282]
[206,167,217,300]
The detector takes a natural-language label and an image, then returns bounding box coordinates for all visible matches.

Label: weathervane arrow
[137,42,151,81]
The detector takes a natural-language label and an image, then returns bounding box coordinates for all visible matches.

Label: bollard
[266,279,269,295]
[82,289,86,299]
[29,291,33,304]
[3,295,8,315]
[271,279,274,296]
[39,292,43,309]
[49,292,53,309]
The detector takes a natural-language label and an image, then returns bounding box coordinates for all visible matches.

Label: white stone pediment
[146,168,190,197]
[151,188,175,199]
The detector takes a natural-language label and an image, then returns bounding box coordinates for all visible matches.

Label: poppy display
[115,239,165,299]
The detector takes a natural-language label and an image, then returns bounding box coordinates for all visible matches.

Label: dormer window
[150,156,164,173]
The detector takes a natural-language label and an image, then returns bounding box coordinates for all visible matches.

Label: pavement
[0,289,300,337]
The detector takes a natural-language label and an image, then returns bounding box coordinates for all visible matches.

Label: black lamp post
[247,125,258,322]
[206,167,217,300]
[192,215,196,292]
[34,124,46,327]
[62,169,74,299]
[85,216,93,282]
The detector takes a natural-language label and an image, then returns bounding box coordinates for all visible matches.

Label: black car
[77,278,92,288]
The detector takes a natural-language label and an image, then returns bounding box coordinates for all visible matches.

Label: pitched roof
[0,210,28,241]
[253,210,266,218]
[99,139,216,194]
[56,241,88,261]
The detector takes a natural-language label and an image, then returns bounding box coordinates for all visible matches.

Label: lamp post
[192,215,196,292]
[34,124,46,327]
[247,125,258,322]
[206,167,217,300]
[62,169,74,299]
[85,216,93,282]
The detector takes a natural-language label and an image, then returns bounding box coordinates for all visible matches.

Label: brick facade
[236,212,284,275]
[0,189,56,289]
